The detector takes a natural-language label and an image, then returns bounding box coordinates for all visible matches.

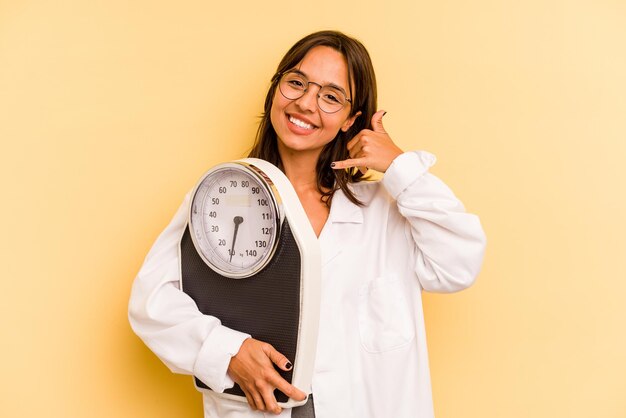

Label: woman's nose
[294,86,319,113]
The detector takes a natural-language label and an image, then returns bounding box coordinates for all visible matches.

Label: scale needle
[229,216,244,262]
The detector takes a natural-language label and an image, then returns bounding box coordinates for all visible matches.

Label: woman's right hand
[227,338,306,415]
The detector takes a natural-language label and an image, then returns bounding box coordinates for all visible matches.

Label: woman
[129,30,486,418]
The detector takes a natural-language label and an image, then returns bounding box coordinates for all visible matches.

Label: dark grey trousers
[290,395,315,418]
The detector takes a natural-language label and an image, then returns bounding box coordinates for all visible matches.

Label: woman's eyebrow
[290,69,348,96]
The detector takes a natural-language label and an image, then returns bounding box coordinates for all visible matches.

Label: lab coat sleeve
[128,192,251,392]
[382,151,486,293]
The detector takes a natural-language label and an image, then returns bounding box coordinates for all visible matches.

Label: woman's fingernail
[285,362,293,370]
[330,162,336,168]
[383,111,387,116]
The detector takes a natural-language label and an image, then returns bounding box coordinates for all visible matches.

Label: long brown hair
[248,30,378,206]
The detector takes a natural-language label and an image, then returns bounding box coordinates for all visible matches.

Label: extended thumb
[371,110,387,133]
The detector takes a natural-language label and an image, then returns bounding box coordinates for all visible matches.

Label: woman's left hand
[331,110,404,173]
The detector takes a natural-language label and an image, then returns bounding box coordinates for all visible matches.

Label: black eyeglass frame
[275,70,353,114]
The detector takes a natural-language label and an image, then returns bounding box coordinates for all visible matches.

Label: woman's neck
[278,148,331,237]
[279,149,320,192]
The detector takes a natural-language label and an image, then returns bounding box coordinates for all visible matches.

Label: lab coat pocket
[358,276,415,353]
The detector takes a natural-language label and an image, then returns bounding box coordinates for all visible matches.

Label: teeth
[289,115,314,130]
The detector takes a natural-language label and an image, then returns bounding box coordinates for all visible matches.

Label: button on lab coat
[129,151,486,418]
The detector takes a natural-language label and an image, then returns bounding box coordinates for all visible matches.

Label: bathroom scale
[179,158,321,407]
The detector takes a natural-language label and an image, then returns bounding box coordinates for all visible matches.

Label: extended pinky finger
[331,158,367,170]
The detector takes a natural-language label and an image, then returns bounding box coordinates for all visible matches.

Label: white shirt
[129,151,486,418]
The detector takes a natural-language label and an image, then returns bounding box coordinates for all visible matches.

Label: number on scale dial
[189,164,281,278]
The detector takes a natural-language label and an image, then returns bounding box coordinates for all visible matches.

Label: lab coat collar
[328,187,363,224]
[319,186,365,267]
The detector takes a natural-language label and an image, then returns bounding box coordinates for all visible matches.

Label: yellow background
[1,0,625,417]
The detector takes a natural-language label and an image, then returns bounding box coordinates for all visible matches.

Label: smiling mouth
[288,115,317,130]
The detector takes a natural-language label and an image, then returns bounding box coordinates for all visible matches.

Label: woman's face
[270,46,360,159]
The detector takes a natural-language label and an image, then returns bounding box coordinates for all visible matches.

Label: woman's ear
[341,111,362,132]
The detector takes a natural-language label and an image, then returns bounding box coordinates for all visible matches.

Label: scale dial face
[189,163,281,278]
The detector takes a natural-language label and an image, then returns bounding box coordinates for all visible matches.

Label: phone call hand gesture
[331,110,403,174]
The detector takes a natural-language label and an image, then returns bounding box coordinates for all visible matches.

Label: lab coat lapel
[319,189,363,267]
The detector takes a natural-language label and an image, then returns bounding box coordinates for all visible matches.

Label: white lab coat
[129,151,486,418]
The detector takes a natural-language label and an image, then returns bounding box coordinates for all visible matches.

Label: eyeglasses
[277,70,352,114]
